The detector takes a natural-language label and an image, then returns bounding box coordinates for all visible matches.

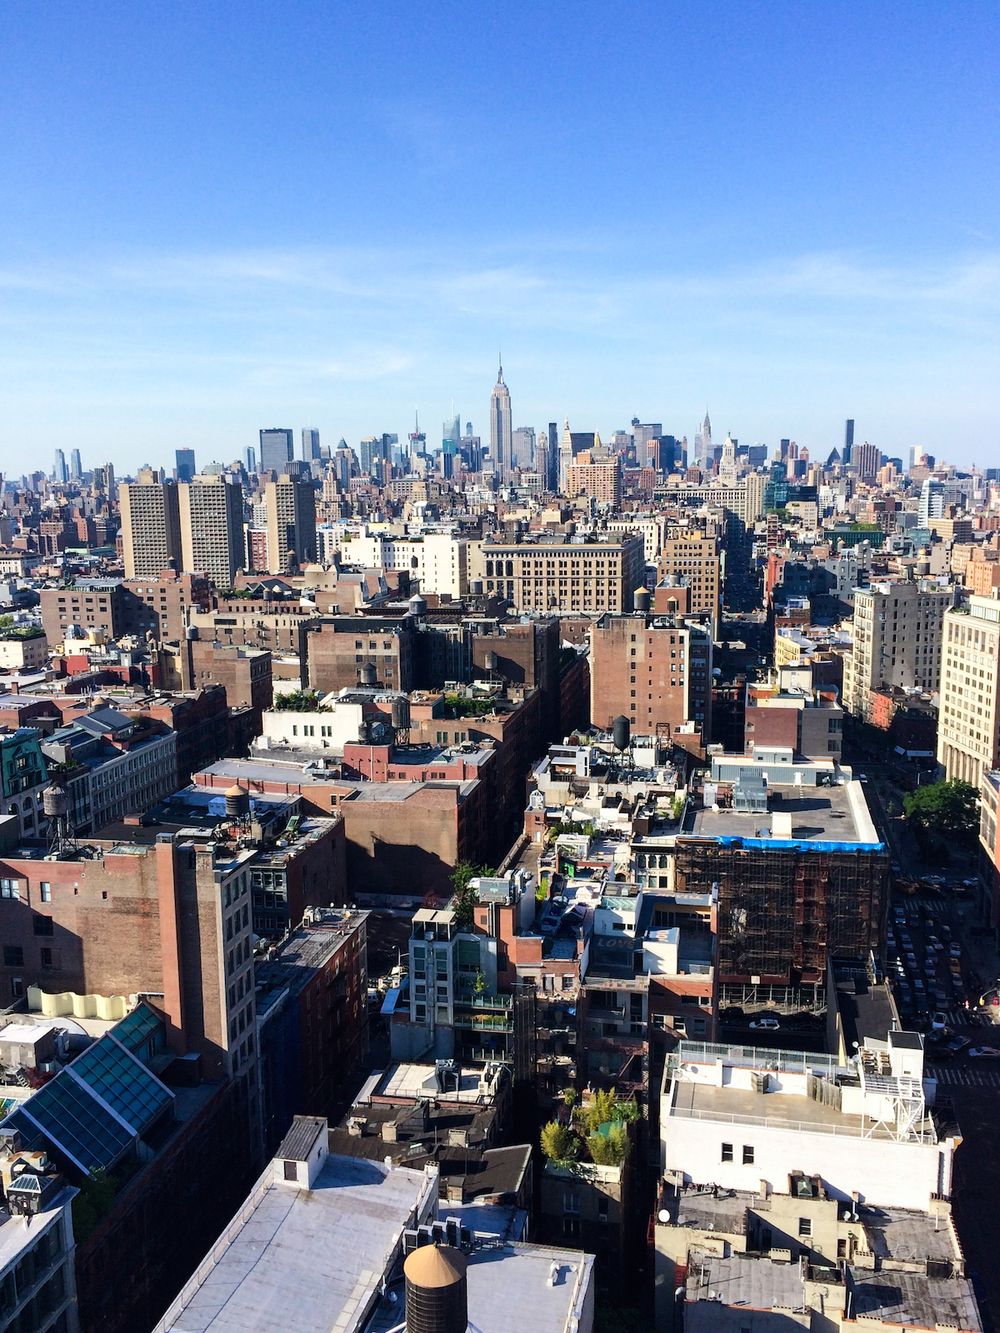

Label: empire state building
[490,362,512,479]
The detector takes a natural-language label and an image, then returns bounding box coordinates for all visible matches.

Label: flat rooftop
[376,1063,497,1105]
[155,1153,435,1333]
[849,1269,981,1331]
[687,1250,804,1313]
[687,781,880,848]
[670,1078,899,1141]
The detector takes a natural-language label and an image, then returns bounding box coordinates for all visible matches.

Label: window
[721,1142,733,1162]
[283,1160,297,1181]
[32,915,53,937]
[742,1145,755,1165]
[39,882,52,903]
[837,1239,847,1258]
[798,1217,812,1238]
[41,948,53,969]
[0,879,20,900]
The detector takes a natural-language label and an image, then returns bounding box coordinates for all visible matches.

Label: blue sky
[1,1,998,474]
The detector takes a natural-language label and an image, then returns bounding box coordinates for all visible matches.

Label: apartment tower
[120,469,182,578]
[179,475,245,589]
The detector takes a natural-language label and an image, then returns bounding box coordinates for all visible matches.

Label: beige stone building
[938,594,1000,784]
[481,534,645,614]
[843,579,954,721]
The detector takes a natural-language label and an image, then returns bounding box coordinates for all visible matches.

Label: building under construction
[675,751,888,1011]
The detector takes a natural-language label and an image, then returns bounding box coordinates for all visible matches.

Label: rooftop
[848,1269,982,1331]
[155,1153,437,1333]
[687,1250,804,1312]
[687,779,880,849]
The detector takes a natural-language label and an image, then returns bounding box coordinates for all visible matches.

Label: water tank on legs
[404,1244,468,1333]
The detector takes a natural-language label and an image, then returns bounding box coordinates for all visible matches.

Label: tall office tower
[408,414,426,466]
[442,413,461,449]
[174,448,196,483]
[245,446,258,474]
[70,448,83,481]
[265,475,317,571]
[632,422,663,465]
[853,440,881,483]
[843,418,855,466]
[918,477,946,527]
[179,475,245,588]
[259,428,294,474]
[120,469,182,578]
[547,422,558,490]
[842,579,954,722]
[718,432,738,484]
[511,426,535,471]
[301,428,321,461]
[699,410,712,467]
[489,363,512,479]
[939,595,1000,785]
[53,449,68,484]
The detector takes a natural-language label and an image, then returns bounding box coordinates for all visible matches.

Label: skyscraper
[301,428,321,461]
[179,475,245,588]
[245,446,257,474]
[259,428,294,474]
[175,448,197,483]
[265,476,317,572]
[843,418,855,466]
[489,363,512,479]
[70,448,82,481]
[699,410,712,467]
[120,469,182,578]
[53,449,68,484]
[511,426,535,471]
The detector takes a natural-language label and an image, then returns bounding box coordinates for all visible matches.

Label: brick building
[306,615,415,694]
[40,572,211,647]
[588,612,713,738]
[254,907,369,1154]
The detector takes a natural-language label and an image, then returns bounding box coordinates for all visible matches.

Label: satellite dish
[842,1210,852,1221]
[658,1209,671,1223]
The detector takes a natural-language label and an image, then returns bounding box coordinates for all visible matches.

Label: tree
[587,1124,629,1167]
[540,1120,578,1163]
[580,1088,618,1134]
[903,779,978,844]
[449,860,480,929]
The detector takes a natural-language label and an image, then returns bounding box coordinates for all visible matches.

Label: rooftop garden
[443,692,496,718]
[270,689,332,713]
[0,615,44,640]
[540,1088,638,1169]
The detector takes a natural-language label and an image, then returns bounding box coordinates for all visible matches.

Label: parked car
[968,1046,1000,1059]
[749,1017,780,1032]
[930,1011,949,1032]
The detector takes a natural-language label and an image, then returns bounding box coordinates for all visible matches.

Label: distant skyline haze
[0,1,998,472]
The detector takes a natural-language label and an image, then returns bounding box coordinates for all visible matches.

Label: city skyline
[1,3,998,469]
